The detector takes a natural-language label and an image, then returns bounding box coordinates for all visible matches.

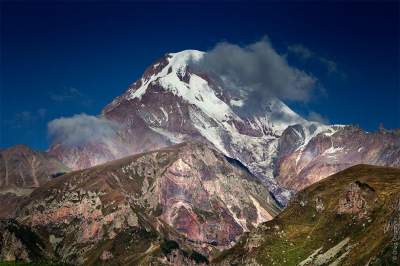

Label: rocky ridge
[1,142,280,265]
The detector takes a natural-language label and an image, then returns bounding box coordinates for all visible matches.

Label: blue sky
[1,1,399,150]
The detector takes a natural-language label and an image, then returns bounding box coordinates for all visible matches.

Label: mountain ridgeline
[48,50,400,205]
[0,50,399,265]
[0,145,69,218]
[0,142,280,265]
[213,165,400,265]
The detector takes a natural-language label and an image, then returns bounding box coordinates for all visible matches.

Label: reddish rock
[12,142,280,264]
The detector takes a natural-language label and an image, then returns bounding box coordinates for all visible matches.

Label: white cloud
[48,113,121,146]
[192,37,317,109]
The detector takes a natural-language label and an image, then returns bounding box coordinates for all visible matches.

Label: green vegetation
[213,165,400,265]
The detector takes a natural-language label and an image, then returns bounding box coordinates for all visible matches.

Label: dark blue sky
[1,1,399,150]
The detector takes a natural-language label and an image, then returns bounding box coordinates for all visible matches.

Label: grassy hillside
[213,165,400,265]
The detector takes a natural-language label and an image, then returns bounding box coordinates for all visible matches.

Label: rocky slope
[0,145,69,218]
[1,142,280,265]
[48,50,400,205]
[213,164,400,265]
[276,124,400,191]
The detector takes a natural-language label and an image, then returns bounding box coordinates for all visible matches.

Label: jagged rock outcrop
[337,181,377,219]
[2,142,280,265]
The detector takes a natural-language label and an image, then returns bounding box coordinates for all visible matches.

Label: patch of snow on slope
[295,123,341,151]
[189,108,229,155]
[159,107,169,122]
[324,146,344,155]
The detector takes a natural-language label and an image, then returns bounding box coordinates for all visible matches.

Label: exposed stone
[384,196,400,241]
[315,197,325,213]
[337,181,376,219]
[100,250,113,261]
[3,142,280,265]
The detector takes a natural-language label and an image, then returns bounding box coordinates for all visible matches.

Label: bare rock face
[276,125,400,192]
[0,145,69,218]
[0,145,69,189]
[337,181,377,219]
[6,142,280,265]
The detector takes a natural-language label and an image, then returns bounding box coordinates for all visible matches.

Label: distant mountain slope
[213,165,400,265]
[1,142,280,265]
[0,145,69,218]
[276,125,400,191]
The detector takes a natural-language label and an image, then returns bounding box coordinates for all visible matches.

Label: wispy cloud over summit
[307,111,330,124]
[192,37,318,110]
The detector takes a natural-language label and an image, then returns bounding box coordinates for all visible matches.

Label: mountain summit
[48,50,312,201]
[48,50,400,205]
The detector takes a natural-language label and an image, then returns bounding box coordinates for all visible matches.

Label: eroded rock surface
[337,181,377,219]
[276,126,400,191]
[2,142,280,265]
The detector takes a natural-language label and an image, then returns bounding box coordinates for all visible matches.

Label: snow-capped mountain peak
[50,50,318,200]
[49,49,400,205]
[125,50,205,100]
